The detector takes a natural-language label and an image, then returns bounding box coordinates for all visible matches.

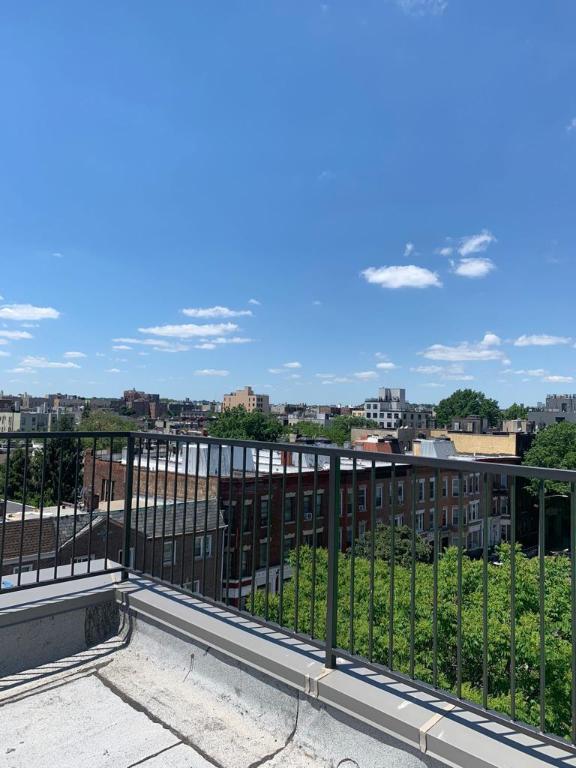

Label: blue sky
[0,1,575,406]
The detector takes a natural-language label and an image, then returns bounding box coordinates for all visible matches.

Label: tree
[287,416,378,446]
[210,406,284,442]
[522,422,576,494]
[254,544,573,739]
[79,409,139,450]
[502,403,528,420]
[435,389,500,428]
[353,522,431,566]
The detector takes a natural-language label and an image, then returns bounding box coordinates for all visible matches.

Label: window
[163,541,176,565]
[452,507,459,526]
[375,484,383,509]
[452,478,460,497]
[418,479,425,503]
[429,478,436,501]
[194,535,212,559]
[397,481,404,505]
[283,536,295,558]
[467,530,481,550]
[416,511,424,532]
[74,554,96,564]
[346,526,353,547]
[358,487,367,511]
[101,478,116,502]
[284,496,296,522]
[12,563,33,574]
[394,514,404,527]
[260,497,269,527]
[259,540,269,566]
[303,494,313,520]
[243,501,252,531]
[468,501,480,522]
[304,533,314,547]
[316,492,323,517]
[474,473,480,493]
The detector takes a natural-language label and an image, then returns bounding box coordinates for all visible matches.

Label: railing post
[122,434,135,581]
[325,454,340,669]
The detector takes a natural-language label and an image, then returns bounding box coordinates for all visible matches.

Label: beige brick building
[222,386,270,414]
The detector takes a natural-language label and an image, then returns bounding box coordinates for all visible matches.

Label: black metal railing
[1,430,576,752]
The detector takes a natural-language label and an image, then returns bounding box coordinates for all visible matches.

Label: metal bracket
[419,704,455,754]
[304,667,335,698]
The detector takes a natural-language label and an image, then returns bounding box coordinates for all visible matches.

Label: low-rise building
[363,387,434,430]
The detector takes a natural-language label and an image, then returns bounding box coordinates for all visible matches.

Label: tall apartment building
[223,386,270,414]
[363,387,433,430]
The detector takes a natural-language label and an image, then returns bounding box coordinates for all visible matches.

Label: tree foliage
[288,416,378,446]
[79,408,139,450]
[523,421,576,494]
[435,389,500,428]
[353,522,431,566]
[210,406,284,442]
[254,545,573,739]
[501,402,529,420]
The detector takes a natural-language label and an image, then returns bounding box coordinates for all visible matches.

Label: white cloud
[396,0,447,15]
[458,230,496,257]
[194,369,230,377]
[421,332,505,362]
[288,373,301,379]
[52,252,64,258]
[0,330,33,340]
[514,369,547,377]
[113,337,189,352]
[323,376,352,384]
[361,265,441,289]
[543,375,574,383]
[453,257,495,278]
[354,371,378,380]
[567,118,576,133]
[211,337,253,345]
[404,242,415,257]
[105,368,121,374]
[315,373,335,379]
[20,356,80,369]
[312,300,322,306]
[0,304,60,321]
[6,367,33,373]
[138,323,238,338]
[437,246,453,257]
[411,363,473,381]
[269,362,302,373]
[194,343,216,350]
[0,350,10,357]
[181,306,252,319]
[112,345,132,351]
[248,298,261,305]
[376,362,397,370]
[63,351,87,358]
[514,334,571,347]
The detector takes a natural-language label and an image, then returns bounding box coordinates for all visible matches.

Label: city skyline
[1,2,575,403]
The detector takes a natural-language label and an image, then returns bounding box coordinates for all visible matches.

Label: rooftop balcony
[2,430,576,767]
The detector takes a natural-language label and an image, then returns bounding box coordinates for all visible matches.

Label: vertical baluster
[294,452,303,633]
[509,475,516,720]
[250,447,259,614]
[35,437,47,583]
[539,480,546,732]
[0,439,10,591]
[349,457,357,653]
[70,437,81,575]
[16,438,30,586]
[213,443,223,600]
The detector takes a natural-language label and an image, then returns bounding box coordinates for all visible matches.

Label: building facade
[222,386,270,414]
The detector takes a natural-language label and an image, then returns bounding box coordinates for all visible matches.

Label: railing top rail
[2,430,576,483]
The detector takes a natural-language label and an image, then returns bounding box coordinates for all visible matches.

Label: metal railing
[1,430,576,752]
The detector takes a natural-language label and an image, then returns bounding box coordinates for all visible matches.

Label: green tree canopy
[210,406,284,442]
[523,421,576,494]
[501,403,529,420]
[287,416,378,446]
[353,522,431,566]
[79,408,139,449]
[435,389,500,428]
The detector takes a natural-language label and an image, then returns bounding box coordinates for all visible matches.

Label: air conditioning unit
[303,512,313,521]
